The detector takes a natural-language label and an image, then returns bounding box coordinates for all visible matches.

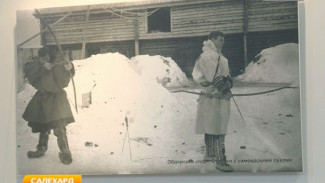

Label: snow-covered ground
[17,44,302,175]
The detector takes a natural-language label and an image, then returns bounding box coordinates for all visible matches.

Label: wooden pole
[243,0,249,70]
[81,6,90,59]
[134,18,139,56]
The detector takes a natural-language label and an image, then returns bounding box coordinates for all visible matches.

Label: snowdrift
[17,52,193,174]
[130,55,188,87]
[17,51,302,174]
[236,43,299,84]
[64,53,187,138]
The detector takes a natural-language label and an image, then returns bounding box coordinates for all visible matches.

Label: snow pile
[63,53,191,173]
[65,52,186,139]
[130,55,188,87]
[237,43,299,83]
[17,52,302,174]
[17,52,192,174]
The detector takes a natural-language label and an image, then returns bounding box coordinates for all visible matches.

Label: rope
[146,8,161,17]
[103,7,160,20]
[103,8,136,20]
[107,6,160,17]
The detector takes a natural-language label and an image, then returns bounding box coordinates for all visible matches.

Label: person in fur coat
[192,31,233,172]
[23,47,75,164]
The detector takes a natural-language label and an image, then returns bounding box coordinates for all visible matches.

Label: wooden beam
[144,9,148,33]
[170,7,173,32]
[81,5,90,59]
[134,18,139,55]
[243,0,249,70]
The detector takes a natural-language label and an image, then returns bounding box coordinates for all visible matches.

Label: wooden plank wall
[48,41,135,61]
[42,10,146,45]
[97,41,135,58]
[139,29,297,76]
[81,40,135,58]
[139,33,244,76]
[139,0,243,39]
[40,0,297,45]
[171,0,243,34]
[247,29,298,63]
[38,0,298,75]
[223,33,244,75]
[139,37,204,76]
[247,0,298,32]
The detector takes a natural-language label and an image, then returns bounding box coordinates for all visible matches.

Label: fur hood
[192,39,229,83]
[202,40,219,54]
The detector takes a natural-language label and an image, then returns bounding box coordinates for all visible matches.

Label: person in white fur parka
[192,31,233,172]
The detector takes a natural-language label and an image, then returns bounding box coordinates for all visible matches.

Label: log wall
[247,0,298,32]
[37,0,298,75]
[39,0,297,45]
[247,29,299,63]
[139,33,244,76]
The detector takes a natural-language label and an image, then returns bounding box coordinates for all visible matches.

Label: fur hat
[38,47,49,57]
[208,31,225,40]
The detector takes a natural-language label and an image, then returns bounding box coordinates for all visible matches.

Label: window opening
[147,7,171,33]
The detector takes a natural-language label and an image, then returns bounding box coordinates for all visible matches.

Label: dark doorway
[87,48,100,58]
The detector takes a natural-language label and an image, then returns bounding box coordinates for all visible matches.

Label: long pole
[81,6,90,59]
[134,18,139,56]
[243,0,249,69]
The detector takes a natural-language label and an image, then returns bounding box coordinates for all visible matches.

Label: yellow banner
[23,175,81,183]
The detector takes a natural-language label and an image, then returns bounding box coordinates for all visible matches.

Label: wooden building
[35,0,298,76]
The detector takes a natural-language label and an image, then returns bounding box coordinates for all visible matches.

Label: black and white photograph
[16,0,302,175]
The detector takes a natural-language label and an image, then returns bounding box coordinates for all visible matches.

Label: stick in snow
[121,115,133,162]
